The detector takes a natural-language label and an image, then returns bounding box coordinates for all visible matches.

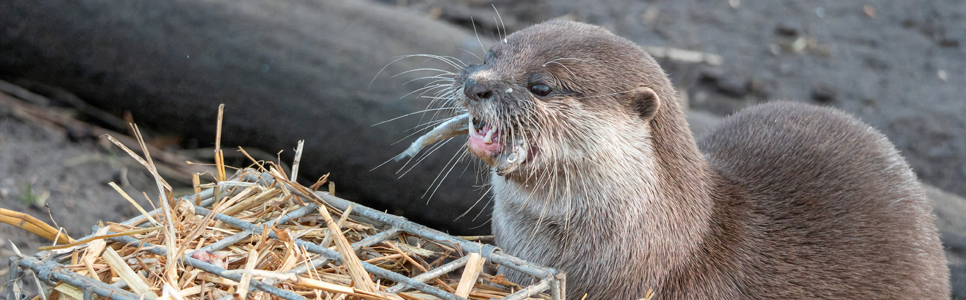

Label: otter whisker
[398,54,468,69]
[574,88,642,100]
[424,92,458,110]
[369,54,464,89]
[424,150,470,202]
[390,120,447,145]
[372,107,458,127]
[543,60,580,79]
[467,218,492,231]
[459,48,483,62]
[470,186,495,222]
[542,57,585,65]
[388,115,460,151]
[527,170,561,243]
[519,162,552,211]
[416,106,460,131]
[392,68,456,81]
[396,137,453,178]
[419,95,466,122]
[400,81,452,101]
[456,185,492,221]
[492,4,507,43]
[469,16,489,58]
[400,79,456,97]
[401,76,455,90]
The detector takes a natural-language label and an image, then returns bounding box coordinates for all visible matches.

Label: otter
[404,20,949,299]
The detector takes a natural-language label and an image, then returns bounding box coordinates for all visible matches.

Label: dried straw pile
[9,105,556,300]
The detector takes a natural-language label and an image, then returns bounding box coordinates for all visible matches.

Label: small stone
[938,39,959,48]
[775,21,800,37]
[861,98,877,108]
[748,79,770,98]
[863,5,876,18]
[699,67,725,82]
[698,67,749,98]
[716,77,749,98]
[811,83,837,103]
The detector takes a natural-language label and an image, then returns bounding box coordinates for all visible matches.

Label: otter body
[444,20,948,299]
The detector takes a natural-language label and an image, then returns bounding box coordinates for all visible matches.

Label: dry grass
[9,103,550,300]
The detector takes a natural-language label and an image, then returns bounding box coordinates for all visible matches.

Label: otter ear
[631,87,661,120]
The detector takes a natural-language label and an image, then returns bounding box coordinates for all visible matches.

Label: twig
[0,91,216,183]
[215,104,226,182]
[0,79,47,105]
[39,226,162,251]
[102,247,156,298]
[291,140,304,182]
[0,208,74,244]
[454,252,486,298]
[643,46,724,66]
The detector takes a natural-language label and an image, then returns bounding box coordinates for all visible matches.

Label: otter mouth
[467,117,502,158]
[467,116,529,175]
[391,113,531,175]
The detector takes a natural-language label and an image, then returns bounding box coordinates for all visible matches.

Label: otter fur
[434,20,950,299]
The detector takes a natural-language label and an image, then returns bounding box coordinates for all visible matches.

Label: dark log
[0,0,494,233]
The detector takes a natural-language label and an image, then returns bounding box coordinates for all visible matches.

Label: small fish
[394,114,470,161]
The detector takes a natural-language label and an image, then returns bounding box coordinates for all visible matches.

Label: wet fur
[449,20,949,299]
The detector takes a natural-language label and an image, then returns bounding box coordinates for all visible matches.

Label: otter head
[456,20,668,182]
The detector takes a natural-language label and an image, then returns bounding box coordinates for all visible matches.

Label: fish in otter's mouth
[393,112,530,175]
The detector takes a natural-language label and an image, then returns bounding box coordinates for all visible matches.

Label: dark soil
[394,0,966,201]
[0,102,158,294]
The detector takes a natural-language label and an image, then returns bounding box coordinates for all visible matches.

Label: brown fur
[452,20,949,299]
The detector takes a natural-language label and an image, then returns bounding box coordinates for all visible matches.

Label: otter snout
[463,78,495,102]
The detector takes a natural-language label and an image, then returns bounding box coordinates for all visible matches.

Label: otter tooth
[483,126,496,144]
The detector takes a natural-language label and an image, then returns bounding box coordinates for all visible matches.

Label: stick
[102,247,157,298]
[454,252,486,298]
[39,226,162,251]
[235,248,259,299]
[215,104,226,181]
[108,182,161,226]
[316,206,377,292]
[291,140,304,182]
[0,208,74,244]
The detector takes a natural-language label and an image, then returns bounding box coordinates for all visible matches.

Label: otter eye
[529,84,552,97]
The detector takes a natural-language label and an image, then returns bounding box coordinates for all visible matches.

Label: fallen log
[0,0,493,233]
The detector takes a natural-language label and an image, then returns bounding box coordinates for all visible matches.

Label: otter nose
[464,79,494,102]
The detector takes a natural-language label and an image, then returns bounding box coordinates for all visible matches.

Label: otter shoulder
[696,101,908,194]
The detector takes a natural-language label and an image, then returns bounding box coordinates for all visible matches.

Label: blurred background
[0,0,963,296]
